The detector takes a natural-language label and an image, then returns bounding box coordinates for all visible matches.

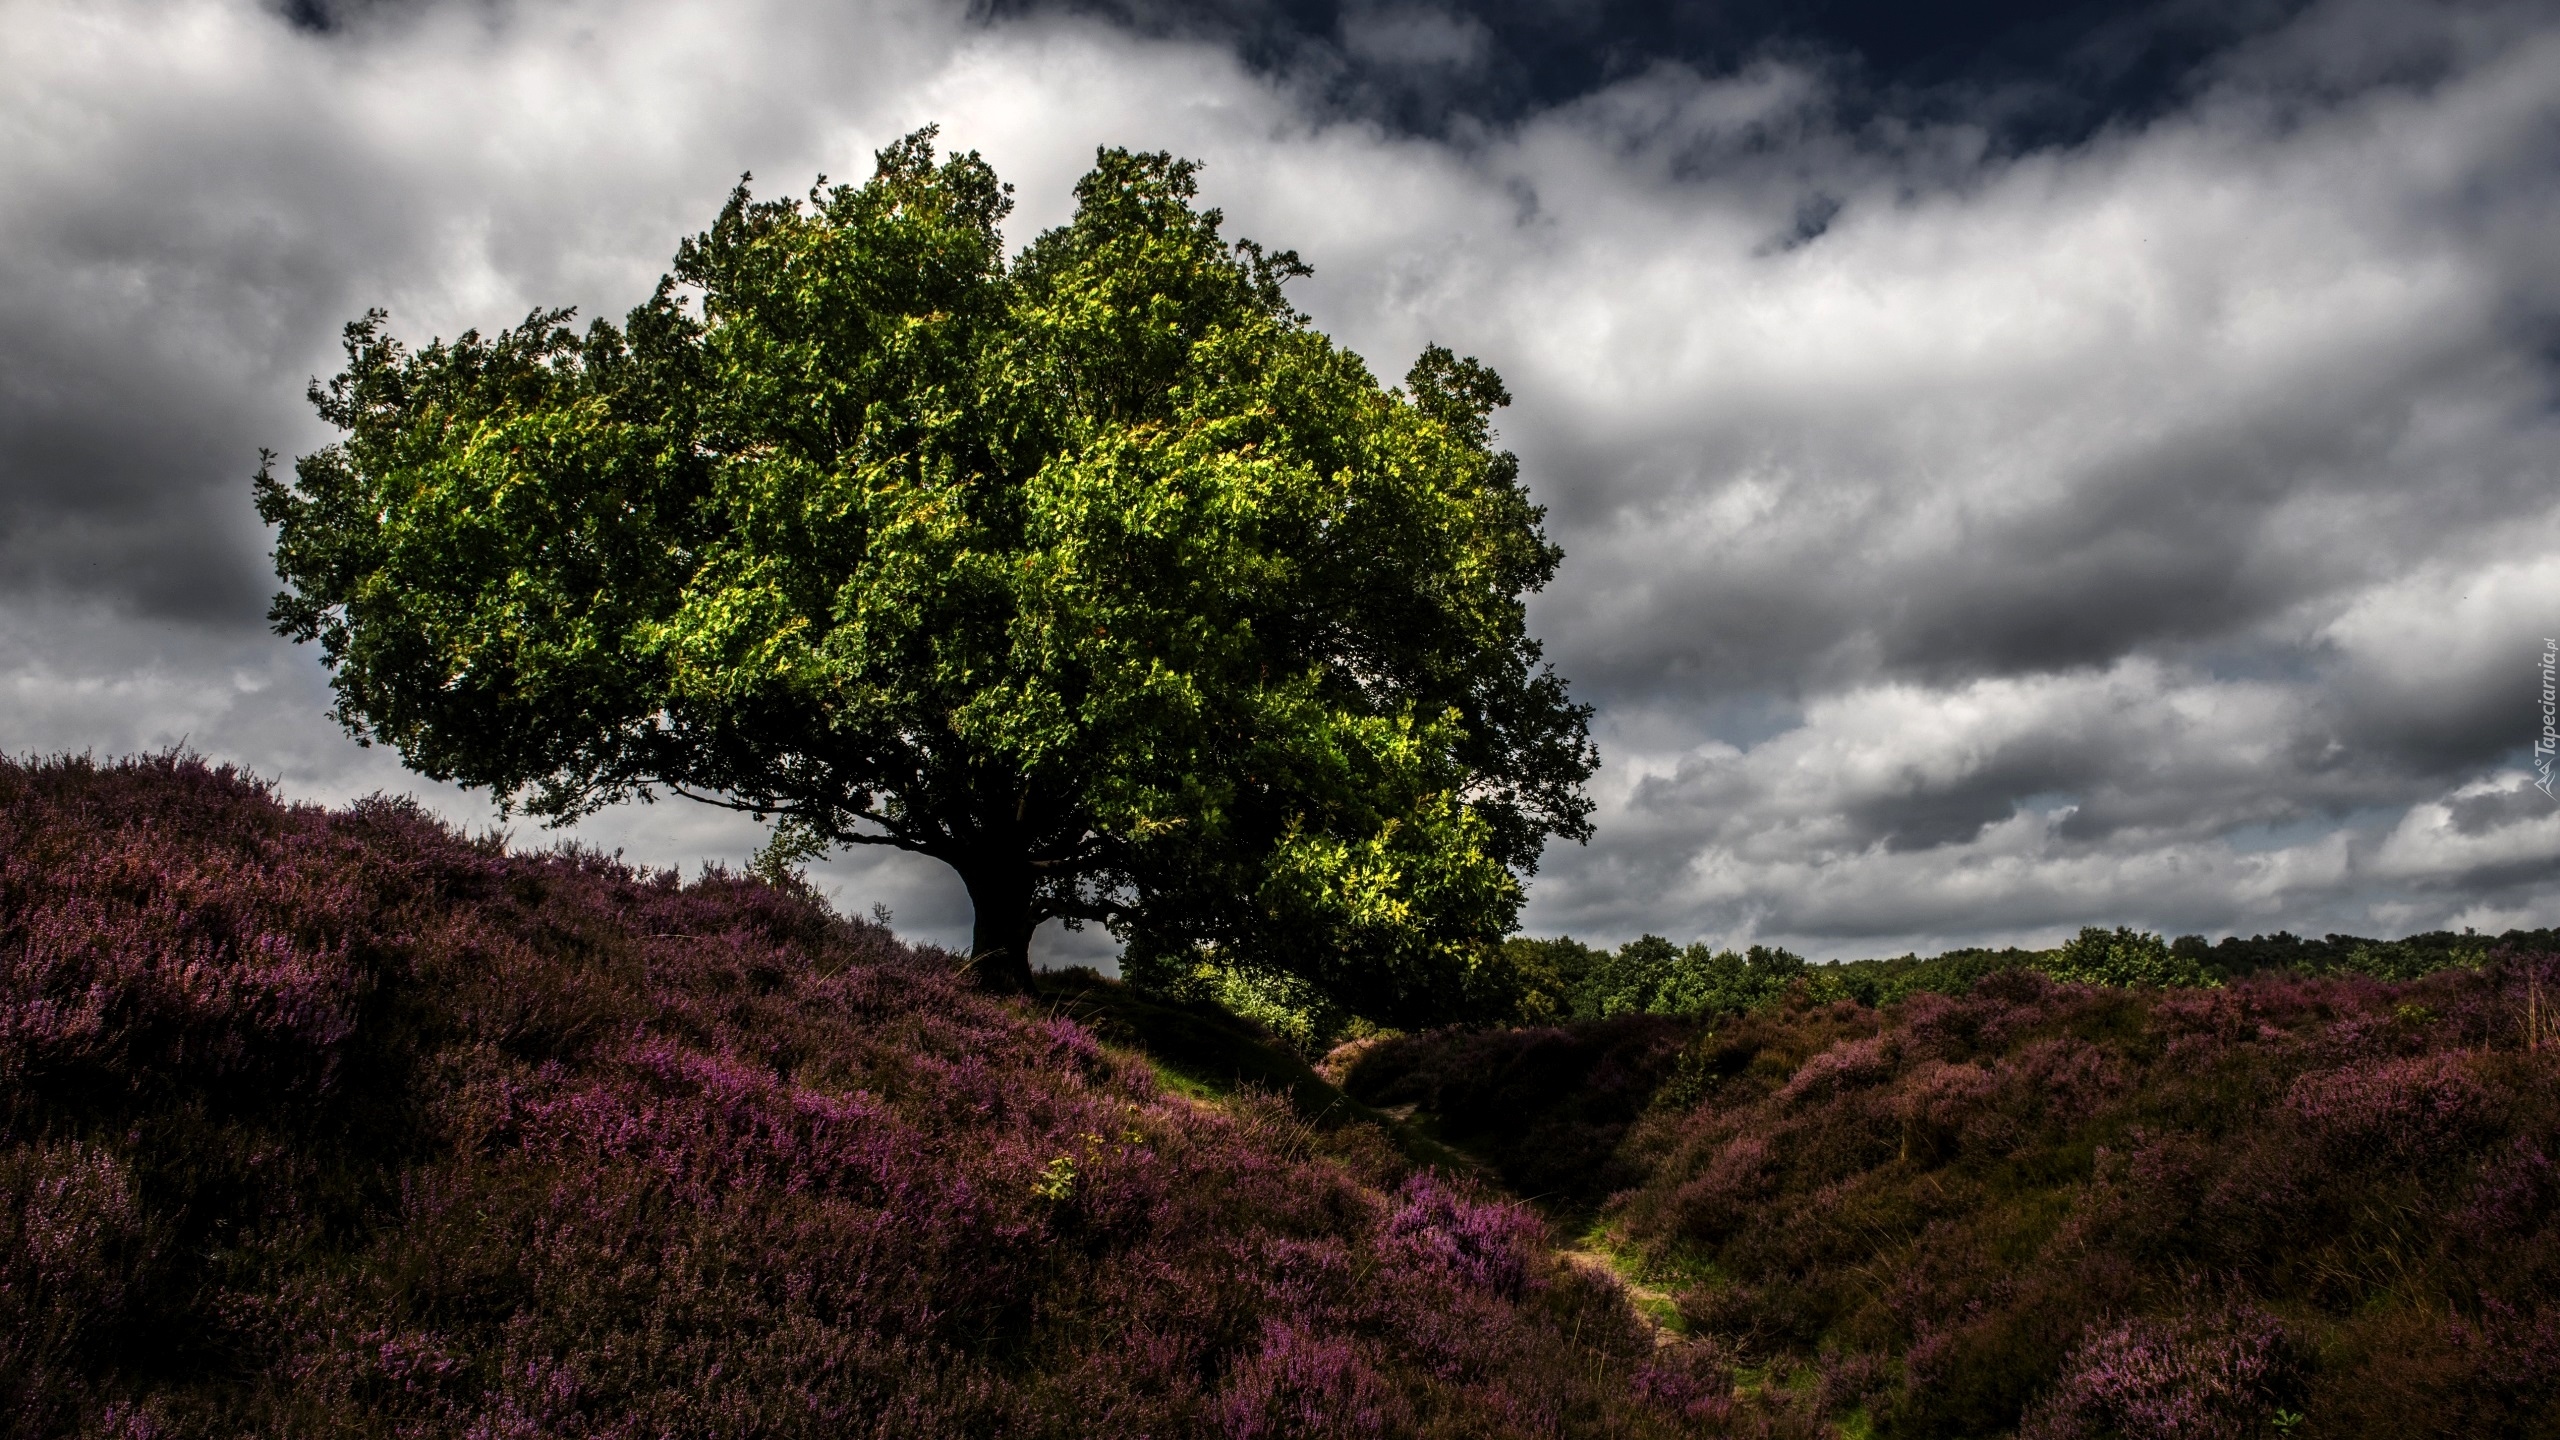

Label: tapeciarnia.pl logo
[2538,637,2557,798]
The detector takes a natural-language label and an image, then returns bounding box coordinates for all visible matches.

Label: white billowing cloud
[1552,656,2536,949]
[2370,772,2560,883]
[0,0,2553,963]
[2318,553,2560,758]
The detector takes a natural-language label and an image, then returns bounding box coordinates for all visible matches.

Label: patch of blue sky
[2219,807,2403,856]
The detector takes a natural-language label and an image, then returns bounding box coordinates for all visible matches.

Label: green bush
[1577,937,1809,1020]
[1822,948,2047,1006]
[2330,939,2489,981]
[1499,935,1609,1023]
[2039,926,2219,988]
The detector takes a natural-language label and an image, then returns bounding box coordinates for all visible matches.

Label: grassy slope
[1345,968,2560,1439]
[0,754,1723,1439]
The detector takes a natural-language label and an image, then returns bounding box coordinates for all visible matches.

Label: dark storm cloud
[0,0,2552,962]
[0,365,256,620]
[984,0,2319,146]
[0,237,291,622]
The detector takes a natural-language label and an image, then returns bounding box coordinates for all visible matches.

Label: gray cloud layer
[1,0,2553,961]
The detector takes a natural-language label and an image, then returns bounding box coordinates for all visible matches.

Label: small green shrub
[1500,935,1609,1022]
[1578,937,1810,1020]
[2040,926,2218,989]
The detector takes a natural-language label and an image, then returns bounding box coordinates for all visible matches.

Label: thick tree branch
[664,784,942,855]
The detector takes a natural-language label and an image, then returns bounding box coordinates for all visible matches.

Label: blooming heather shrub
[2287,1051,2488,1163]
[1891,1059,2002,1164]
[1383,1173,1542,1299]
[1629,1342,1737,1425]
[0,755,1719,1438]
[1775,1033,1894,1106]
[0,1140,158,1426]
[2019,1301,2301,1440]
[1669,1134,1776,1243]
[1216,1323,1407,1439]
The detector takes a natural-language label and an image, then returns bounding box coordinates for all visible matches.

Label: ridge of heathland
[7,753,2556,1438]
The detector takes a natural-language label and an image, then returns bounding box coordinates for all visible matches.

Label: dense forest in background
[1508,923,2542,1020]
[1188,912,2551,1057]
[8,753,2557,1439]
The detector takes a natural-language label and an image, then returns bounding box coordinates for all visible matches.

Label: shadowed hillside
[1347,964,2560,1438]
[1,753,1712,1438]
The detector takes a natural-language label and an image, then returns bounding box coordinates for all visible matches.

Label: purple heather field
[8,753,2560,1437]
[0,754,1672,1437]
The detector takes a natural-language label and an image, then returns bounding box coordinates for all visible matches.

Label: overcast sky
[3,0,2555,963]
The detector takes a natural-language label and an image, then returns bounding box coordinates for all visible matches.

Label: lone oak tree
[258,131,1594,1018]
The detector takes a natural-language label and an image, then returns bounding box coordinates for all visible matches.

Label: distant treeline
[1497,924,2560,1025]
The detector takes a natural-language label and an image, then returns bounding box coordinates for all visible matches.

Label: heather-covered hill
[1346,963,2560,1438]
[21,751,2560,1440]
[0,754,1707,1438]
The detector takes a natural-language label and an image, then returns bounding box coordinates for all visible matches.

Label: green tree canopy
[257,129,1594,1021]
[2044,926,2215,989]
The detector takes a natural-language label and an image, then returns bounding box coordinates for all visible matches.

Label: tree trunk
[960,864,1038,994]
